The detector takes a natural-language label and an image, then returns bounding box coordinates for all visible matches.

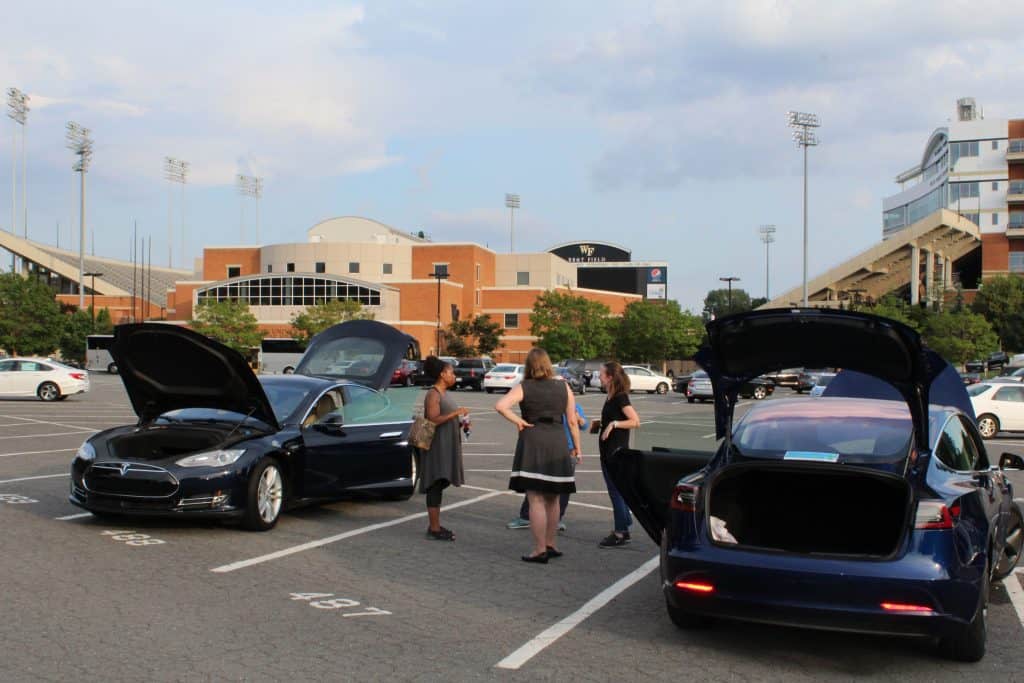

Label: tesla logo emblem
[579,244,595,257]
[119,463,131,475]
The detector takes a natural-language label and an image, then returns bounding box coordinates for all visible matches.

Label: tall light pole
[505,193,519,253]
[428,264,450,354]
[788,111,820,307]
[83,271,103,328]
[719,276,740,313]
[758,224,776,300]
[7,88,29,270]
[164,157,188,268]
[237,174,263,243]
[66,123,93,309]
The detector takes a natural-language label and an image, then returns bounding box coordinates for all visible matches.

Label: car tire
[282,366,294,374]
[940,562,988,662]
[107,363,118,374]
[485,388,494,394]
[993,504,1023,580]
[580,384,586,394]
[753,385,767,400]
[665,599,712,630]
[37,382,61,402]
[656,382,669,395]
[687,397,695,404]
[243,458,285,531]
[977,414,999,439]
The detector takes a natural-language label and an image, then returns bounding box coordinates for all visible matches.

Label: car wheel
[656,382,669,395]
[282,366,295,374]
[940,561,988,662]
[687,397,695,404]
[993,504,1023,580]
[243,458,285,531]
[404,375,412,387]
[665,598,712,629]
[37,382,61,402]
[107,363,118,374]
[485,388,494,394]
[977,414,999,439]
[753,385,767,400]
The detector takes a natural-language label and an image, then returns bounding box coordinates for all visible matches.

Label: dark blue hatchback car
[607,309,1023,662]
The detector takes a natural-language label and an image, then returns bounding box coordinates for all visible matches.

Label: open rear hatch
[294,319,419,391]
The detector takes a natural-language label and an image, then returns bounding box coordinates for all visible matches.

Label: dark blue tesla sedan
[607,308,1023,662]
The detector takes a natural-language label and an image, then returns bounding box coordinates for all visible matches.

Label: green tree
[190,300,264,355]
[923,310,1000,367]
[443,314,504,357]
[94,307,114,334]
[59,309,94,364]
[702,288,753,320]
[971,275,1024,351]
[865,295,922,331]
[616,300,703,366]
[0,273,63,355]
[530,290,614,360]
[290,299,374,347]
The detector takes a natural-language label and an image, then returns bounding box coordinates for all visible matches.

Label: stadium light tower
[505,193,520,253]
[7,88,29,270]
[788,110,820,307]
[759,224,776,300]
[237,174,263,243]
[163,158,189,267]
[66,122,93,309]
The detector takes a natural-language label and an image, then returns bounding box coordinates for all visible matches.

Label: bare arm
[495,384,533,431]
[564,383,582,460]
[601,402,641,440]
[425,389,468,426]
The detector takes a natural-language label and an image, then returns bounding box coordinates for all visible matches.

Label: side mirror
[999,453,1024,470]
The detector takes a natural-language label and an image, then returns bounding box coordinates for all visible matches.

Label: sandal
[521,552,549,564]
[545,546,563,559]
[426,526,455,541]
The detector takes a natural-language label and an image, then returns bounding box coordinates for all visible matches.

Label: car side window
[341,385,390,425]
[934,418,973,471]
[0,360,14,372]
[303,389,345,429]
[17,361,45,372]
[993,386,1024,402]
[958,416,988,470]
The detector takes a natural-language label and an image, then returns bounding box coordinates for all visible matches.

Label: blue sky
[3,1,1024,311]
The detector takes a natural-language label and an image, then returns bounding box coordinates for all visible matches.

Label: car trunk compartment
[104,426,231,461]
[707,464,910,557]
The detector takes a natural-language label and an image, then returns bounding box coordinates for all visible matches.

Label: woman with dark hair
[597,361,640,548]
[420,355,469,541]
[496,348,582,563]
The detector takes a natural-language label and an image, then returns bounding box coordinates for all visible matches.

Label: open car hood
[697,309,943,449]
[293,319,418,391]
[111,324,279,430]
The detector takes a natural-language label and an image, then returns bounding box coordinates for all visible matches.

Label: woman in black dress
[496,348,582,563]
[597,362,640,548]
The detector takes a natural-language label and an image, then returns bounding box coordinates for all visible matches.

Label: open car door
[603,447,714,545]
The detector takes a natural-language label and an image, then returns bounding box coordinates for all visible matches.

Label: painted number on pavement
[0,493,38,504]
[289,593,391,617]
[101,530,166,546]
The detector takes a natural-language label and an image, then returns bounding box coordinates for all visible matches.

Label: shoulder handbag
[408,416,436,451]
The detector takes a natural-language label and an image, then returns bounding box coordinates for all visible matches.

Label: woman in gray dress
[496,348,581,563]
[421,356,469,541]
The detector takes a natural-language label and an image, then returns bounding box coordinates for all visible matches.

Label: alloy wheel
[753,386,767,400]
[978,416,998,439]
[994,508,1023,579]
[38,382,60,401]
[257,465,283,523]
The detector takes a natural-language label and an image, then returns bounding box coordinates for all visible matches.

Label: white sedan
[484,364,524,393]
[622,365,673,394]
[968,382,1024,438]
[0,358,90,401]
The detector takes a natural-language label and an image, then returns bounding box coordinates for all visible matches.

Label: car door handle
[379,431,403,438]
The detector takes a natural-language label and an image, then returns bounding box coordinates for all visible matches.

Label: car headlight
[175,449,246,468]
[75,442,96,461]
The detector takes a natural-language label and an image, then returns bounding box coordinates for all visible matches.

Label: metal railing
[1008,212,1024,228]
[1009,181,1024,195]
[1009,139,1024,154]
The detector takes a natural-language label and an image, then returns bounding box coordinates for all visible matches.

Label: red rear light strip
[674,581,714,594]
[881,602,933,613]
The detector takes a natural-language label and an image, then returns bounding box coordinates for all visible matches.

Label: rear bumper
[662,546,979,638]
[60,379,89,395]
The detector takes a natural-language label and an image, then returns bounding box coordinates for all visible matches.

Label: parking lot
[2,374,1024,681]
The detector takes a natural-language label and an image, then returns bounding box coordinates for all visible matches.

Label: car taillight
[914,500,960,529]
[70,372,86,380]
[674,580,714,594]
[881,602,933,613]
[670,483,699,512]
[470,369,476,377]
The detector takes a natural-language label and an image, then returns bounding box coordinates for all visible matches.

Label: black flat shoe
[521,553,549,564]
[426,527,455,541]
[545,546,563,559]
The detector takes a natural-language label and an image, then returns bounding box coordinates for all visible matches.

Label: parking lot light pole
[719,276,740,313]
[788,111,820,308]
[505,194,519,253]
[66,122,93,310]
[428,265,450,354]
[758,225,776,300]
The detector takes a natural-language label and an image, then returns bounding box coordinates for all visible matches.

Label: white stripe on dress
[509,471,575,483]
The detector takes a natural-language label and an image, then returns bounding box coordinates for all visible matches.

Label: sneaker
[506,517,530,530]
[598,532,630,548]
[557,521,567,533]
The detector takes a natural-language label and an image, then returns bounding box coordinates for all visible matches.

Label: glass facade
[950,140,979,165]
[197,275,382,307]
[949,182,979,203]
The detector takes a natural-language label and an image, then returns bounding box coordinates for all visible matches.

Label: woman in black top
[598,361,640,548]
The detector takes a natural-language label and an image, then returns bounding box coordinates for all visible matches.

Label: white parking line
[701,432,717,439]
[1004,575,1024,629]
[211,490,505,573]
[0,447,77,458]
[495,555,659,670]
[55,512,92,520]
[0,473,68,485]
[0,413,105,432]
[467,469,602,474]
[0,429,95,440]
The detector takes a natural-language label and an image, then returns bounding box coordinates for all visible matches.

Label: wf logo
[578,244,595,257]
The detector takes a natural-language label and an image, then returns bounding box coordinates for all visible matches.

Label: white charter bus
[86,335,117,373]
[259,338,306,374]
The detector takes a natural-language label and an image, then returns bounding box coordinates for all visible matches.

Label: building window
[267,264,273,273]
[993,181,999,191]
[993,213,999,225]
[382,263,392,275]
[197,275,383,307]
[1010,212,1024,228]
[962,212,980,226]
[949,182,979,204]
[516,271,530,286]
[475,263,481,281]
[1010,252,1024,273]
[315,262,326,274]
[993,140,999,150]
[504,313,519,329]
[475,289,480,305]
[286,263,295,273]
[349,262,360,274]
[432,263,449,278]
[227,266,241,279]
[950,140,979,165]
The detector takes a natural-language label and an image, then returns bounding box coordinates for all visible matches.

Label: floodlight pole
[759,225,776,300]
[66,122,93,310]
[237,174,263,243]
[788,111,820,308]
[7,88,29,270]
[505,193,520,253]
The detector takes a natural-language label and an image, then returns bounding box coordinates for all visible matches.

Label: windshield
[733,412,912,461]
[261,382,311,422]
[493,365,519,373]
[815,374,835,387]
[157,408,273,429]
[966,383,991,397]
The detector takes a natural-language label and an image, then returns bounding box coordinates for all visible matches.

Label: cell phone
[589,419,602,435]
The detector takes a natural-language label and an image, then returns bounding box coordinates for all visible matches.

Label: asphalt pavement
[1,375,1023,681]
